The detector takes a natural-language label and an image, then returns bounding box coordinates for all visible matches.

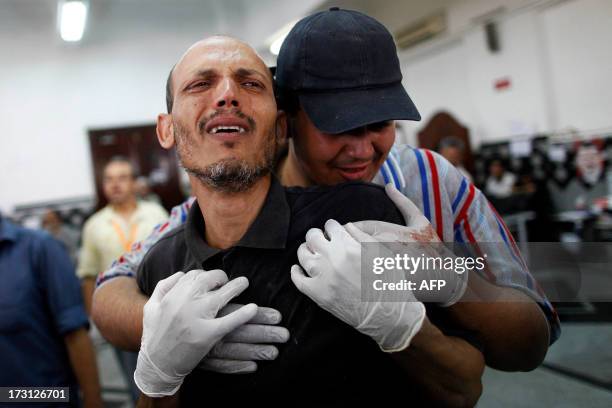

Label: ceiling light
[58,0,88,42]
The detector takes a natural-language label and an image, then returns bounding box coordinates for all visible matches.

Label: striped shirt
[96,144,560,343]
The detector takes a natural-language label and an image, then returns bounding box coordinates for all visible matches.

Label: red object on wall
[494,77,511,91]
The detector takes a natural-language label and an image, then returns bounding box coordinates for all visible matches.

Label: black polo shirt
[138,178,436,406]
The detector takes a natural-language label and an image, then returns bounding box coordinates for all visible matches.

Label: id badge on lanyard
[111,221,138,252]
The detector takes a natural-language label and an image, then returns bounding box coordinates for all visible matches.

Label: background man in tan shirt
[77,156,167,400]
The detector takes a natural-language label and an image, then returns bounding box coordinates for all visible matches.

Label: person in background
[485,158,517,199]
[77,156,168,401]
[42,209,80,266]
[438,136,472,182]
[0,214,103,408]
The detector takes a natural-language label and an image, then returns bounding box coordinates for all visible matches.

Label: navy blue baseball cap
[275,7,421,134]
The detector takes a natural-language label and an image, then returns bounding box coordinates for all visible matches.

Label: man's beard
[174,118,276,193]
[186,158,270,193]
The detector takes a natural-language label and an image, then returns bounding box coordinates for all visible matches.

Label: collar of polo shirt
[184,177,290,265]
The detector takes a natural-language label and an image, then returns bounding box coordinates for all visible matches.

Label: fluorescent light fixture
[58,0,88,42]
[268,19,298,56]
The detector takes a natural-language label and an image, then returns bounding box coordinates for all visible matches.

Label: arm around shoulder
[447,272,551,371]
[391,317,485,408]
[92,276,147,351]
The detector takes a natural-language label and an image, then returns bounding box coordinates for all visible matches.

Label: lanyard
[111,220,138,252]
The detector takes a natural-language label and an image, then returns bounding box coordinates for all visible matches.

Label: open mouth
[204,115,251,136]
[209,125,247,134]
[338,164,369,172]
[336,163,371,180]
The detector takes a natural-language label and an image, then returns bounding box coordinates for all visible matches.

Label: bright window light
[59,1,88,42]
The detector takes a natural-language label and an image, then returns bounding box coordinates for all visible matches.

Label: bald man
[100,12,562,403]
[133,36,484,407]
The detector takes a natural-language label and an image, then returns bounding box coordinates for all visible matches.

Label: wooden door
[417,111,474,175]
[88,124,185,211]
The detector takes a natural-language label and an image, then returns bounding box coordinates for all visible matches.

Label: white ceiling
[316,0,463,33]
[0,0,323,54]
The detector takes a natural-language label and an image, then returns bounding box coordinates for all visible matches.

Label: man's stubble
[173,118,277,193]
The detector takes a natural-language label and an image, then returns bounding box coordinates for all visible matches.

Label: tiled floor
[479,366,612,408]
[96,343,133,408]
[478,323,612,407]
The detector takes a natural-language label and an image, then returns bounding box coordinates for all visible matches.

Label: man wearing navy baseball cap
[276,7,420,134]
[94,8,558,407]
[273,9,557,372]
[274,11,556,382]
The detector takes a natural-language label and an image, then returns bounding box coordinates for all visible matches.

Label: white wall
[2,0,612,213]
[461,8,552,143]
[0,0,321,214]
[398,2,552,146]
[398,38,477,146]
[0,33,186,215]
[397,0,612,146]
[540,0,612,132]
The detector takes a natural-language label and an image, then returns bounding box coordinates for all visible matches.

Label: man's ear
[156,113,175,149]
[275,110,288,144]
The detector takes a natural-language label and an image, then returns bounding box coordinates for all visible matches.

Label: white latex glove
[346,183,468,306]
[199,304,290,374]
[291,219,425,353]
[135,269,258,397]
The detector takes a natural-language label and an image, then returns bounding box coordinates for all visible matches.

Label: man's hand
[135,270,258,397]
[350,184,438,243]
[200,303,290,374]
[291,219,425,352]
[347,183,468,306]
[93,277,289,372]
